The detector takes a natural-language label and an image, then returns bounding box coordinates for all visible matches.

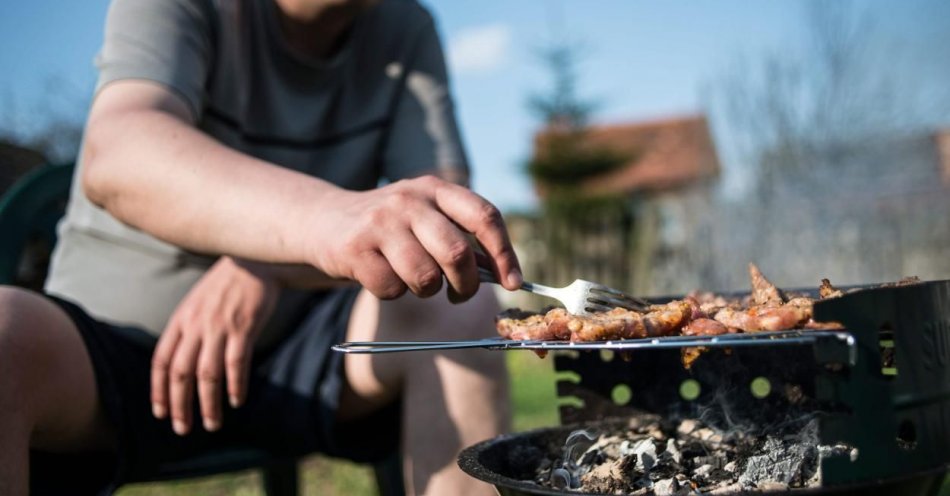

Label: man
[0,0,522,494]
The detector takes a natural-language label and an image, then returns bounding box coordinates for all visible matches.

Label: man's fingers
[432,182,522,290]
[225,334,252,409]
[150,325,182,420]
[410,210,479,299]
[379,233,444,298]
[352,250,409,300]
[168,334,202,436]
[196,333,226,432]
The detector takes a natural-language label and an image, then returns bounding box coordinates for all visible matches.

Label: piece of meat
[684,296,708,320]
[642,300,693,338]
[681,318,732,336]
[560,308,644,341]
[749,263,785,307]
[819,278,844,299]
[803,319,846,330]
[681,346,707,369]
[713,305,810,332]
[496,308,564,341]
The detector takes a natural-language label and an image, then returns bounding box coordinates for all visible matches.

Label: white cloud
[447,23,512,75]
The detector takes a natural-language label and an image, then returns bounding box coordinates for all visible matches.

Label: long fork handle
[477,267,558,298]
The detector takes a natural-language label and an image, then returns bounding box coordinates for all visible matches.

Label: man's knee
[0,287,39,363]
[0,287,75,390]
[0,287,111,451]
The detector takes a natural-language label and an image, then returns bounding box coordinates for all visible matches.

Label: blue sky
[1,0,947,211]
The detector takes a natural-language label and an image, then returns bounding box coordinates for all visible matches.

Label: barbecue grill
[458,279,950,495]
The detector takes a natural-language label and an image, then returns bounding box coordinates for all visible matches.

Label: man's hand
[311,175,523,302]
[150,257,278,435]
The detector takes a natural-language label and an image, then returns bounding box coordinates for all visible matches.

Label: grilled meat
[496,302,692,342]
[749,262,785,307]
[819,278,844,299]
[681,318,732,336]
[713,305,810,332]
[495,265,854,343]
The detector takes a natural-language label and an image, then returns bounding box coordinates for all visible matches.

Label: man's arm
[83,81,330,267]
[82,80,522,299]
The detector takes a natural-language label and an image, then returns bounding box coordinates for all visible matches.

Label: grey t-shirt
[46,0,469,346]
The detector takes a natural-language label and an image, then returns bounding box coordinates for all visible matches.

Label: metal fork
[477,267,651,316]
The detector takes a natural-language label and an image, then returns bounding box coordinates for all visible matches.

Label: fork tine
[581,302,615,315]
[587,294,646,312]
[586,286,651,310]
[588,284,649,303]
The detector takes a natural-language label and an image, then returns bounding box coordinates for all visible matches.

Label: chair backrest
[0,163,75,288]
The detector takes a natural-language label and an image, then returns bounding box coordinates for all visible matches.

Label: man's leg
[339,286,510,496]
[0,287,114,495]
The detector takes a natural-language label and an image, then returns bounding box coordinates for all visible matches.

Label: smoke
[551,428,600,489]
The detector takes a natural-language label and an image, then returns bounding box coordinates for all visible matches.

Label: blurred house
[505,114,721,302]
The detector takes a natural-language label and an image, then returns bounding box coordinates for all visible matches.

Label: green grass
[506,350,560,432]
[119,351,559,496]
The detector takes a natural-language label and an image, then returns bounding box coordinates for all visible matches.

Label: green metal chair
[0,163,73,288]
[0,163,404,495]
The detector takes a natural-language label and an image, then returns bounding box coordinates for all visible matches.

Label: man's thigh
[0,287,113,451]
[337,286,503,420]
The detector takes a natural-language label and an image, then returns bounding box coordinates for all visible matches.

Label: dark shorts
[30,289,399,495]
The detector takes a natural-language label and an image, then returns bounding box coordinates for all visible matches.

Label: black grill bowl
[458,418,947,496]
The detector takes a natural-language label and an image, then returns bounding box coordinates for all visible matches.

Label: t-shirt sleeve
[381,18,470,184]
[95,0,214,120]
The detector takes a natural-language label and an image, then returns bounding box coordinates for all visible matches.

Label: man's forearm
[82,82,339,266]
[232,258,355,290]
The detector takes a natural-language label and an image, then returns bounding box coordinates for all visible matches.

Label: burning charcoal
[648,458,680,481]
[739,438,816,487]
[653,477,678,495]
[580,457,640,494]
[692,427,716,441]
[709,482,745,494]
[677,419,699,435]
[678,440,708,460]
[587,434,624,460]
[631,439,658,471]
[693,464,715,478]
[723,460,738,473]
[619,439,635,457]
[757,481,790,491]
[647,424,666,440]
[692,455,727,469]
[664,439,683,464]
[578,447,607,468]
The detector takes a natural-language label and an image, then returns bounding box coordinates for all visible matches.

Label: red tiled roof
[533,114,720,196]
